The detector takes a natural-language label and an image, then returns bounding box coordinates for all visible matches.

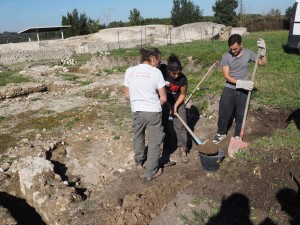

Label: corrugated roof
[18,25,71,34]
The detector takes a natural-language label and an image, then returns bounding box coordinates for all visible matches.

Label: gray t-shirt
[220,49,257,89]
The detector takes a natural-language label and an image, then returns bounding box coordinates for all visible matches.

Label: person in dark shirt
[159,54,189,164]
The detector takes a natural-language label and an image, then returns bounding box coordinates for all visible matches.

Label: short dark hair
[140,47,161,63]
[228,34,242,46]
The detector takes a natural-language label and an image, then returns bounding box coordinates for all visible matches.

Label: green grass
[0,134,17,153]
[252,122,300,158]
[0,71,31,86]
[73,54,93,66]
[78,80,92,86]
[56,73,92,86]
[56,73,80,81]
[230,120,299,164]
[179,209,209,225]
[95,66,128,76]
[93,91,110,100]
[65,117,81,128]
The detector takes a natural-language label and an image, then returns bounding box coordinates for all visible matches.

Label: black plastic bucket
[199,150,224,172]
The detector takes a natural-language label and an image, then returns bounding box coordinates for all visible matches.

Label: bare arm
[174,85,187,113]
[124,87,130,99]
[222,66,238,84]
[158,86,167,105]
[258,55,267,66]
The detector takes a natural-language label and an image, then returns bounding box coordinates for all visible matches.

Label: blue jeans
[132,111,164,178]
[217,87,248,137]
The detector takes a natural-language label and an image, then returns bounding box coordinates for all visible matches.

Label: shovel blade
[228,137,248,158]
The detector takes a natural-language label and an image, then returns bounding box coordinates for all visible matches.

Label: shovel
[166,102,207,145]
[185,61,219,105]
[173,111,207,145]
[228,48,261,158]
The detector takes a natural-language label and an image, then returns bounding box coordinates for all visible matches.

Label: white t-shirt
[124,64,165,112]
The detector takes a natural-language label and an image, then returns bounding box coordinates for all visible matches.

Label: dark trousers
[217,87,248,137]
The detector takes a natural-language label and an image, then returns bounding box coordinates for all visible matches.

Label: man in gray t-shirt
[213,34,267,144]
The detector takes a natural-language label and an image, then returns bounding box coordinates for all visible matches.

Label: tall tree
[171,0,203,27]
[87,18,101,34]
[285,6,293,20]
[212,0,238,27]
[268,8,281,17]
[79,13,89,35]
[284,6,293,30]
[267,8,281,27]
[129,8,144,26]
[62,9,100,38]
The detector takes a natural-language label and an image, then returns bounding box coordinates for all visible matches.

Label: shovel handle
[185,61,219,105]
[240,48,261,139]
[173,111,206,145]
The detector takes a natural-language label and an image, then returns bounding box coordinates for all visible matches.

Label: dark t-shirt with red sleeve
[159,64,188,106]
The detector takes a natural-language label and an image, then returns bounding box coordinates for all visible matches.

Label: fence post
[117,30,120,49]
[200,27,202,40]
[169,27,172,45]
[140,29,143,47]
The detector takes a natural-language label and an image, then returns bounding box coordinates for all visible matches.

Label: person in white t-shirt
[124,47,167,181]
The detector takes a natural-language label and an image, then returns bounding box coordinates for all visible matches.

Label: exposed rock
[219,26,232,41]
[9,156,83,225]
[1,162,11,172]
[0,83,48,99]
[0,207,17,225]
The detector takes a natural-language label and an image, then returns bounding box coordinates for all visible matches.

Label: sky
[0,0,296,32]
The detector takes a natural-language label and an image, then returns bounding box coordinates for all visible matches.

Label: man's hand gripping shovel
[228,48,261,158]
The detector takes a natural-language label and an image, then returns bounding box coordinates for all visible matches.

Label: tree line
[0,0,294,43]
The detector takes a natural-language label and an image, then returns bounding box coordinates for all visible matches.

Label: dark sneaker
[178,147,189,163]
[213,133,227,144]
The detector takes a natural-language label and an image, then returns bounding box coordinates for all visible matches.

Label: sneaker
[141,168,163,181]
[163,161,176,167]
[213,133,227,144]
[234,136,240,139]
[178,147,189,163]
